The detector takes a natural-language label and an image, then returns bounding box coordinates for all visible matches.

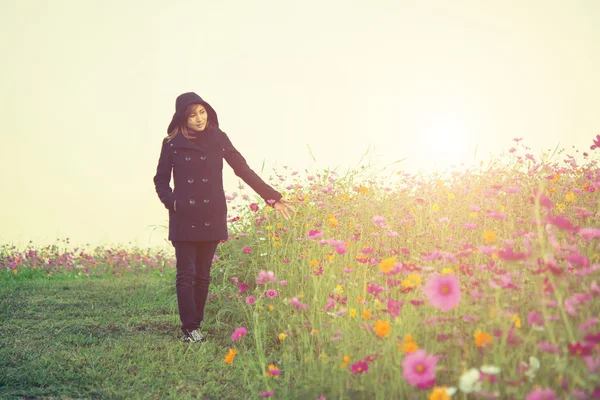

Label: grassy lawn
[0,273,276,400]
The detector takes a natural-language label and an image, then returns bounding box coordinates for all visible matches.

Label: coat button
[170,143,173,147]
[188,178,194,183]
[185,156,192,161]
[191,223,196,228]
[189,199,195,205]
[203,199,210,203]
[174,150,178,154]
[205,221,211,226]
[200,156,207,160]
[202,178,208,183]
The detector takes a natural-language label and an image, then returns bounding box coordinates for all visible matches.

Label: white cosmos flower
[480,365,501,375]
[525,357,540,381]
[459,368,482,393]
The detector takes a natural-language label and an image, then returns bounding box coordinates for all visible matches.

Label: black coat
[153,127,282,242]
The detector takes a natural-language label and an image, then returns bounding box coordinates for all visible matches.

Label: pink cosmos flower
[249,203,259,212]
[290,297,309,310]
[366,284,384,297]
[568,342,593,357]
[590,134,600,150]
[401,349,437,389]
[486,211,507,220]
[537,341,562,354]
[256,270,277,285]
[350,360,369,375]
[528,311,544,327]
[498,246,528,261]
[530,189,553,209]
[324,298,335,310]
[335,245,347,254]
[259,391,275,397]
[231,327,247,341]
[307,229,323,239]
[579,228,600,241]
[423,274,461,312]
[584,356,600,373]
[547,215,579,233]
[237,282,249,292]
[371,215,386,225]
[266,289,278,298]
[525,388,556,400]
[279,280,288,286]
[242,246,252,254]
[245,295,256,306]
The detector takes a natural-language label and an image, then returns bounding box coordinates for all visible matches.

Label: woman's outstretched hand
[273,198,296,220]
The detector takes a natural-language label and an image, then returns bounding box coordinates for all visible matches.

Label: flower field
[2,137,600,399]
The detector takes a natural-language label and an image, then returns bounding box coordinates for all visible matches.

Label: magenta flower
[237,282,249,292]
[231,327,247,341]
[366,284,384,297]
[350,360,369,375]
[423,274,461,312]
[525,388,556,400]
[256,270,277,285]
[590,134,600,150]
[249,203,259,212]
[242,246,252,254]
[568,342,593,357]
[259,391,275,398]
[279,280,288,286]
[245,295,256,306]
[266,289,278,298]
[401,349,437,389]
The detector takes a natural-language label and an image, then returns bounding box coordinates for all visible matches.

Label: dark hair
[166,103,217,141]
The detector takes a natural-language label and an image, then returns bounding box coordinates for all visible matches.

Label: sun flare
[421,112,473,168]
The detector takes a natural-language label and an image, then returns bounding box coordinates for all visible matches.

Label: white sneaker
[182,329,205,343]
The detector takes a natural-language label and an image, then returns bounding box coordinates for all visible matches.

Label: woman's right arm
[153,138,176,212]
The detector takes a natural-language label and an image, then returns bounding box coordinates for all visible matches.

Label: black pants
[171,240,220,332]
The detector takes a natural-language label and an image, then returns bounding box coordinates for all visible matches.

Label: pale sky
[1,0,598,249]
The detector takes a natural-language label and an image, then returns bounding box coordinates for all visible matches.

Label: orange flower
[224,348,237,364]
[429,387,451,400]
[379,257,396,273]
[328,215,339,227]
[362,309,372,320]
[374,320,391,338]
[403,341,419,354]
[474,330,492,348]
[483,230,497,243]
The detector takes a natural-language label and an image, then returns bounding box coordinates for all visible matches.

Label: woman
[153,92,295,343]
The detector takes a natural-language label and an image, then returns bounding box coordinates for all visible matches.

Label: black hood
[167,92,219,133]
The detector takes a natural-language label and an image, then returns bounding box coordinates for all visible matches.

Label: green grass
[0,273,274,400]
